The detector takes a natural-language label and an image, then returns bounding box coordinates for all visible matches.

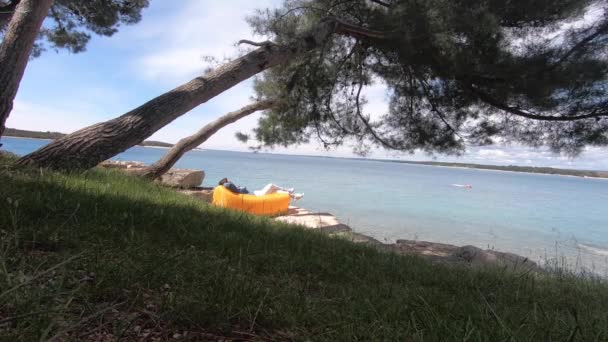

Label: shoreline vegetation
[1,152,608,340]
[295,155,608,179]
[5,129,607,179]
[386,160,608,179]
[3,127,174,148]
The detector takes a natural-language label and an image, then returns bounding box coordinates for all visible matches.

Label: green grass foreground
[1,154,607,341]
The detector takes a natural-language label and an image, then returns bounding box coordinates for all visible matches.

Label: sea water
[3,136,608,272]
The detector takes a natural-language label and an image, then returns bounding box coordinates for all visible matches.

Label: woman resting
[218,178,303,200]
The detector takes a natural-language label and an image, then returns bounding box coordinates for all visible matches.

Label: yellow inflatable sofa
[212,185,291,216]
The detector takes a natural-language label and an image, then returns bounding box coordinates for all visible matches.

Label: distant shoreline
[3,128,174,148]
[139,145,170,149]
[204,147,608,180]
[2,135,204,151]
[3,136,53,141]
[409,162,607,179]
[4,135,607,179]
[398,162,608,180]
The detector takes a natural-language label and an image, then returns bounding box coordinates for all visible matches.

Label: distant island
[262,151,608,179]
[4,128,174,148]
[138,141,174,148]
[373,160,608,179]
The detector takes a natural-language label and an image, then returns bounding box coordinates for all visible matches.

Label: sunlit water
[3,136,608,273]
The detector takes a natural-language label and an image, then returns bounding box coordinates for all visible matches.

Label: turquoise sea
[3,136,608,272]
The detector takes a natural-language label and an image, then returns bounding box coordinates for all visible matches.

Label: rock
[157,169,204,189]
[451,245,484,263]
[179,188,214,203]
[394,239,456,258]
[275,207,341,228]
[99,160,146,169]
[450,245,540,272]
[99,160,205,189]
[390,240,541,272]
[319,224,352,234]
[343,232,384,246]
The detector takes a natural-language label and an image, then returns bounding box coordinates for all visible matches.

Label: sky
[5,0,608,170]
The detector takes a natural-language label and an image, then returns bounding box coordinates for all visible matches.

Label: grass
[0,154,607,341]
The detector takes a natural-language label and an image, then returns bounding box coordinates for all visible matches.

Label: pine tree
[247,0,608,156]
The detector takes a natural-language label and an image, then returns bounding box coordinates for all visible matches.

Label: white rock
[158,169,204,189]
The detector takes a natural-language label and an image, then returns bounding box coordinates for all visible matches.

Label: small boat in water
[452,184,472,188]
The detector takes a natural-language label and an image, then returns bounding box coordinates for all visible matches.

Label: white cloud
[138,48,207,82]
[363,81,390,121]
[132,0,279,83]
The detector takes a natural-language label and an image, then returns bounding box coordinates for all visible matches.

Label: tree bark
[17,19,340,170]
[0,0,52,141]
[141,99,276,179]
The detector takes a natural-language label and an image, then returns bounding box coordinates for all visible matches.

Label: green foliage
[247,0,608,156]
[3,128,64,140]
[234,131,250,143]
[0,0,149,56]
[1,155,608,340]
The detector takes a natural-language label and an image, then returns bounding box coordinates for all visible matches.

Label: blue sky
[6,0,608,170]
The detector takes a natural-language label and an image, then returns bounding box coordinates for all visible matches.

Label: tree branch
[547,20,608,72]
[237,39,275,47]
[323,41,359,135]
[469,85,608,121]
[333,16,387,40]
[314,119,342,148]
[354,81,398,149]
[353,53,399,149]
[141,99,277,179]
[415,73,465,140]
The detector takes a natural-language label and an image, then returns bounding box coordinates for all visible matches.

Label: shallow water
[3,136,608,272]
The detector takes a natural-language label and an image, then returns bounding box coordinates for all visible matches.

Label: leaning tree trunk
[16,20,340,170]
[0,0,53,140]
[16,17,384,170]
[141,99,276,179]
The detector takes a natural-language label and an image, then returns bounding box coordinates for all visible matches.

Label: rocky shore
[276,207,541,272]
[99,160,541,273]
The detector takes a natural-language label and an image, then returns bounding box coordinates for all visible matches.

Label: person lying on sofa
[218,178,303,200]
